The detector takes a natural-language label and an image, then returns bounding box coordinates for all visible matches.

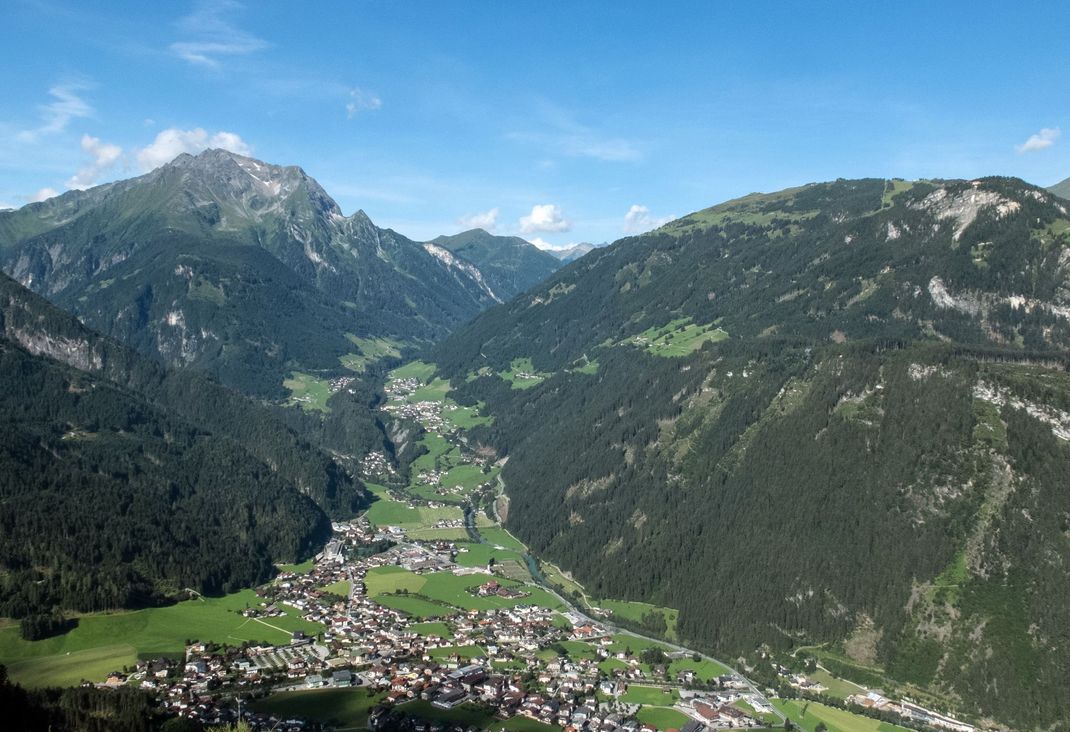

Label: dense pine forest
[0,272,370,619]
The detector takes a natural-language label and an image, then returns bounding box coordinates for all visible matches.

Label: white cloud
[17,83,93,142]
[0,202,15,211]
[1016,127,1060,154]
[519,203,572,234]
[457,207,500,232]
[66,134,123,190]
[29,187,59,203]
[527,237,558,250]
[623,204,674,234]
[136,128,252,172]
[170,0,268,67]
[346,88,382,118]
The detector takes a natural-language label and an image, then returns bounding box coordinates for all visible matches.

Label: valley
[0,355,970,732]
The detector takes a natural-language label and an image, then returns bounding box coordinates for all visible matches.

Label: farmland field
[773,699,913,732]
[363,566,426,596]
[410,621,453,638]
[283,371,332,411]
[0,589,321,687]
[619,684,678,706]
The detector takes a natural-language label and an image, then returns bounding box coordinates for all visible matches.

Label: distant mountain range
[1050,176,1070,200]
[431,228,561,297]
[0,150,554,398]
[433,177,1070,728]
[547,241,603,263]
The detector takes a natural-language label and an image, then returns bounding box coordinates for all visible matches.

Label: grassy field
[389,360,437,382]
[598,657,630,674]
[283,371,332,411]
[811,667,868,699]
[321,579,351,597]
[251,687,386,728]
[479,526,527,552]
[444,402,493,429]
[667,656,731,681]
[558,640,599,660]
[635,706,690,730]
[541,561,585,597]
[625,318,728,357]
[375,595,452,619]
[364,484,464,532]
[364,566,427,596]
[491,717,561,732]
[410,621,452,638]
[773,699,912,732]
[499,357,551,389]
[441,463,495,491]
[341,335,404,372]
[0,589,321,687]
[620,684,678,706]
[4,644,137,688]
[455,542,526,568]
[418,572,564,612]
[606,634,672,655]
[597,599,679,640]
[277,558,315,574]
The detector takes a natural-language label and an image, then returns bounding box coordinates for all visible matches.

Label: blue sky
[2,1,1068,247]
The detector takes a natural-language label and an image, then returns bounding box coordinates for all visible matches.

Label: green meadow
[283,371,332,411]
[636,706,690,730]
[251,687,387,728]
[0,589,321,687]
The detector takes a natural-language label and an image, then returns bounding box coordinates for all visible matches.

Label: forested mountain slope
[431,228,561,299]
[432,178,1070,728]
[0,149,501,398]
[0,272,365,618]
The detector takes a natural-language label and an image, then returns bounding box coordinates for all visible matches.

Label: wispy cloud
[519,203,571,234]
[346,88,382,118]
[1016,127,1060,154]
[170,0,268,67]
[623,204,674,234]
[17,82,94,142]
[66,134,123,190]
[27,187,60,203]
[457,207,499,232]
[510,102,642,162]
[135,127,252,171]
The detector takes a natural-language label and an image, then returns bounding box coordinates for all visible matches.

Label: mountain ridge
[0,149,511,398]
[430,175,1070,728]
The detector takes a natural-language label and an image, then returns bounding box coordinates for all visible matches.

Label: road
[464,493,783,722]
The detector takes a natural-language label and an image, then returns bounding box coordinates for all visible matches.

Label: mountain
[431,178,1070,728]
[431,228,560,298]
[548,242,599,263]
[1050,176,1070,200]
[0,271,367,619]
[0,149,501,398]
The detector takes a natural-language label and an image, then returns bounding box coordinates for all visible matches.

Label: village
[95,365,973,732]
[109,516,774,731]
